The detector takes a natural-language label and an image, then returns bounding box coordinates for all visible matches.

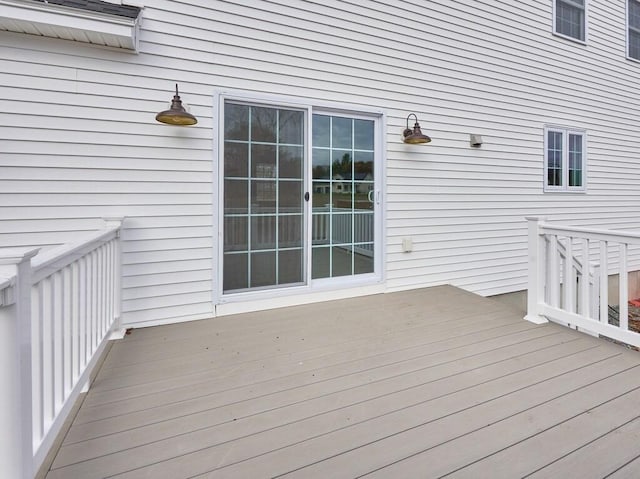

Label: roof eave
[0,0,140,51]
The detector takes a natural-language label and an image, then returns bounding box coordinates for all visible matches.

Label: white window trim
[544,126,587,193]
[552,0,588,45]
[627,0,640,62]
[212,89,386,307]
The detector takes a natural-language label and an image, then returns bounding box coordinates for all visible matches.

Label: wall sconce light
[155,84,197,125]
[470,134,483,147]
[402,113,431,144]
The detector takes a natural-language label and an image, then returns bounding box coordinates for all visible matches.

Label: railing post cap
[525,216,547,222]
[102,216,125,226]
[0,247,40,265]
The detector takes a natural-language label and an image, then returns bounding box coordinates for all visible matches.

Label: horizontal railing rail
[525,216,640,347]
[0,218,123,479]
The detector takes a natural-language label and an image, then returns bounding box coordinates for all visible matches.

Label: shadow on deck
[45,286,640,478]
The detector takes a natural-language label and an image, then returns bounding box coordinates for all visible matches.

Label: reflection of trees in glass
[330,154,372,178]
[313,165,330,178]
[354,160,372,175]
[251,107,276,142]
[225,103,249,141]
[279,110,303,144]
[333,153,352,176]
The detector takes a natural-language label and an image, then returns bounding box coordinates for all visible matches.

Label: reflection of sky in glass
[548,132,562,168]
[313,115,330,147]
[279,110,304,145]
[354,119,374,150]
[332,117,352,148]
[547,131,563,186]
[313,149,330,179]
[569,134,582,174]
[556,2,584,40]
[225,103,249,141]
[632,0,640,28]
[569,134,582,154]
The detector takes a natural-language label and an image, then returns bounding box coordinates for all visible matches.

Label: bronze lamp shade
[155,84,197,126]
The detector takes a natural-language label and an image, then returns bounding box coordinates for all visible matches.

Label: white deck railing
[0,218,124,479]
[223,208,374,257]
[525,216,640,347]
[313,207,374,256]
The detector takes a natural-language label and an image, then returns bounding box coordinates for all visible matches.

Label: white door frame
[212,89,386,309]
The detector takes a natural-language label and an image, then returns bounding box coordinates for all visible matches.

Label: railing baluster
[550,234,560,308]
[97,246,104,337]
[42,277,54,432]
[62,266,71,398]
[90,250,97,352]
[79,256,87,370]
[105,244,111,336]
[54,271,64,416]
[71,262,79,385]
[564,236,574,313]
[619,242,629,332]
[580,238,590,316]
[600,241,609,324]
[31,283,43,444]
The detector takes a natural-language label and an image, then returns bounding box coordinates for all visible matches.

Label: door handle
[304,192,310,202]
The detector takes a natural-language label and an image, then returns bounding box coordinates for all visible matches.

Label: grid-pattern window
[554,0,586,42]
[222,102,305,292]
[545,126,586,192]
[311,115,375,279]
[629,0,640,60]
[547,131,563,187]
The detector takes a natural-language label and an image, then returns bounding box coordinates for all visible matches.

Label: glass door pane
[223,102,305,292]
[311,115,375,279]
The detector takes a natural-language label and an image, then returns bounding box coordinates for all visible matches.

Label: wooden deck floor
[46,286,640,479]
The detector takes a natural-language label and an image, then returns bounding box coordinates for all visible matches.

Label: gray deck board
[45,286,640,479]
[528,416,640,478]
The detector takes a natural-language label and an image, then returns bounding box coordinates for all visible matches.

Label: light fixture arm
[406,113,419,130]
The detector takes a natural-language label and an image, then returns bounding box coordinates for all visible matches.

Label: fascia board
[0,0,139,49]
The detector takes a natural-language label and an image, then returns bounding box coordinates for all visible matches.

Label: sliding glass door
[222,102,305,292]
[220,99,380,295]
[311,114,375,279]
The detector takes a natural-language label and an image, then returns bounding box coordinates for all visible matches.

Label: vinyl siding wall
[2,0,640,326]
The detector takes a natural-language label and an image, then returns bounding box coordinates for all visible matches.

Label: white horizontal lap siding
[0,23,215,326]
[2,0,640,327]
[369,0,640,294]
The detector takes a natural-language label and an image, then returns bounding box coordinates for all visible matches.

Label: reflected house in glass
[332,172,374,194]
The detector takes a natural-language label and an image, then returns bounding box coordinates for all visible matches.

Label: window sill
[543,188,587,194]
[552,32,587,46]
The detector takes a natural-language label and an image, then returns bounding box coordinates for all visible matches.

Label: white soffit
[0,0,140,50]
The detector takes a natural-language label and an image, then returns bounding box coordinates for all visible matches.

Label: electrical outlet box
[402,238,413,253]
